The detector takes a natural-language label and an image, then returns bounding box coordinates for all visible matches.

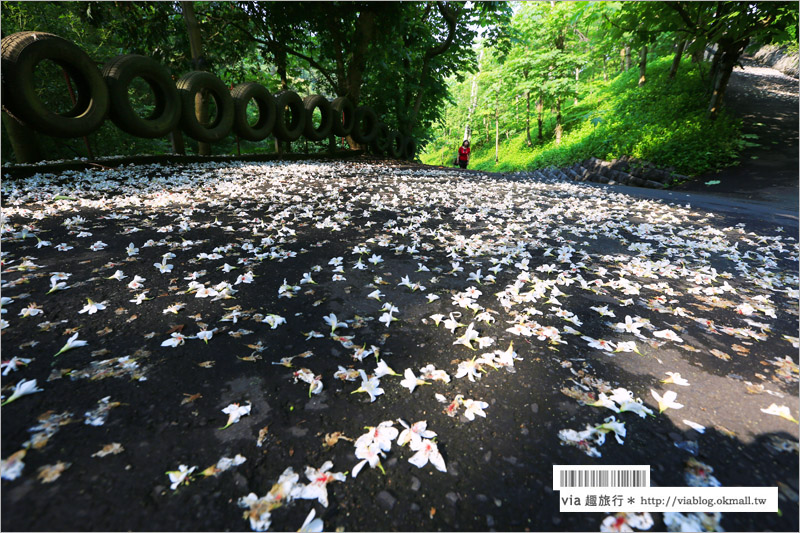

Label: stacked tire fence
[1,31,416,164]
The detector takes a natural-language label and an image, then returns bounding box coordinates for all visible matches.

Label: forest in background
[1,1,797,173]
[1,1,511,162]
[422,1,798,175]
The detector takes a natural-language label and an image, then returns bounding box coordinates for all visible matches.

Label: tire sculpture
[371,122,390,154]
[330,96,355,137]
[386,131,403,159]
[302,94,333,141]
[1,31,109,138]
[102,54,181,138]
[351,105,379,145]
[176,71,234,142]
[1,31,414,160]
[231,82,276,141]
[400,135,416,160]
[273,90,305,142]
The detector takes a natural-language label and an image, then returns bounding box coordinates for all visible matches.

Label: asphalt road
[1,159,798,532]
[673,61,799,213]
[586,181,798,229]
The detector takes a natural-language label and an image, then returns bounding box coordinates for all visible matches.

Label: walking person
[457,140,471,169]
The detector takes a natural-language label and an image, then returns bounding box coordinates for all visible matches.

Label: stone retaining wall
[748,44,799,78]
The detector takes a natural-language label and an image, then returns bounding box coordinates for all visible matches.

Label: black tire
[302,95,333,141]
[371,122,390,154]
[330,96,355,137]
[273,90,305,142]
[386,130,402,159]
[400,135,417,160]
[1,31,109,138]
[176,71,233,142]
[231,82,275,141]
[351,105,378,144]
[101,54,180,138]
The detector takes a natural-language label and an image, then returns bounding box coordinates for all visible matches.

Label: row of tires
[1,31,416,158]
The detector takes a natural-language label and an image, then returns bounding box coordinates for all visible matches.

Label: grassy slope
[422,57,744,176]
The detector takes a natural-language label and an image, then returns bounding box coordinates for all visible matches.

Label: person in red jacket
[457,140,471,169]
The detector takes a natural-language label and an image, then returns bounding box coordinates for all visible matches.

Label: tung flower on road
[397,419,436,448]
[221,402,252,429]
[166,464,196,490]
[653,329,683,343]
[461,398,489,421]
[399,368,429,393]
[54,332,88,357]
[1,356,31,376]
[161,332,186,348]
[1,378,42,406]
[408,438,447,472]
[297,461,346,507]
[297,509,324,532]
[351,370,384,402]
[760,403,799,424]
[79,298,106,315]
[661,372,690,386]
[650,389,684,413]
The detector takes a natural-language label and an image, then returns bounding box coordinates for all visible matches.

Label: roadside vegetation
[0,1,797,172]
[422,1,798,176]
[423,57,744,175]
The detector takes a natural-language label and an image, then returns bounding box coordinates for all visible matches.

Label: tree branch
[424,2,460,61]
[407,1,463,132]
[664,2,698,33]
[284,47,338,91]
[212,16,338,91]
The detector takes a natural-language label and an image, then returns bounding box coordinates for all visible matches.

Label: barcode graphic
[559,469,648,488]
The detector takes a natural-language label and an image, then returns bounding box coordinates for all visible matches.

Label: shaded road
[673,61,799,212]
[1,160,797,532]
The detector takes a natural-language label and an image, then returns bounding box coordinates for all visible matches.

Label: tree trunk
[344,9,377,150]
[407,2,461,134]
[276,51,288,90]
[275,48,288,155]
[690,40,705,64]
[624,45,631,70]
[170,129,186,155]
[668,40,686,80]
[525,90,532,146]
[707,39,749,120]
[343,9,375,105]
[555,98,562,145]
[602,56,608,81]
[638,45,647,86]
[494,95,499,164]
[536,94,544,142]
[464,50,482,143]
[181,1,210,156]
[707,60,733,120]
[2,110,41,163]
[708,46,725,94]
[574,68,580,104]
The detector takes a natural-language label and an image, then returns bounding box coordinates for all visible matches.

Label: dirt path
[673,60,799,211]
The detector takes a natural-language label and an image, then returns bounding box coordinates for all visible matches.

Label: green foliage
[422,57,743,176]
[2,1,789,165]
[1,1,509,162]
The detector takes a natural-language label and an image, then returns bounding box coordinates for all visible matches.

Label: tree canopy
[0,1,796,166]
[421,1,797,174]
